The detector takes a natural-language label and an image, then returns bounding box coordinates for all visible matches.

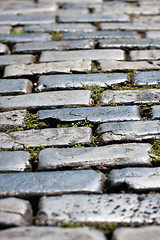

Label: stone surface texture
[0,110,27,128]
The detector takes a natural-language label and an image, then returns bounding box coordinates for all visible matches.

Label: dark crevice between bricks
[125,49,130,61]
[139,103,153,120]
[29,197,40,225]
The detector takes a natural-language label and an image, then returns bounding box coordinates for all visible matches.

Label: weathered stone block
[0,197,32,226]
[0,127,92,149]
[4,61,92,77]
[0,43,10,54]
[130,50,160,60]
[0,170,105,197]
[100,23,160,31]
[38,143,151,170]
[0,26,11,35]
[0,110,27,128]
[36,194,160,225]
[146,31,160,38]
[0,79,33,95]
[0,54,35,68]
[134,71,160,86]
[97,120,160,143]
[0,151,31,172]
[0,90,91,110]
[109,167,160,192]
[152,105,160,120]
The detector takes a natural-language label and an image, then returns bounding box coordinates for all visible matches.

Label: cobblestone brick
[0,170,105,197]
[0,43,10,54]
[134,71,160,86]
[0,110,27,128]
[38,143,151,170]
[130,50,160,61]
[36,194,160,225]
[146,31,160,38]
[0,26,11,35]
[0,197,32,226]
[0,54,35,68]
[0,79,33,95]
[152,105,160,120]
[100,23,160,31]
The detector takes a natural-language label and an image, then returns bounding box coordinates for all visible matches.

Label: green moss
[24,146,44,164]
[57,121,94,129]
[150,141,160,164]
[82,85,105,103]
[127,70,138,77]
[51,32,62,41]
[11,30,28,35]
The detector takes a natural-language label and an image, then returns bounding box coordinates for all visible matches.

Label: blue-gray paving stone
[113,226,160,240]
[62,31,139,40]
[97,120,160,143]
[38,143,151,170]
[99,89,160,105]
[0,43,10,54]
[0,54,35,68]
[134,71,160,86]
[100,23,160,31]
[109,167,160,192]
[0,110,27,128]
[36,194,160,225]
[0,79,33,95]
[152,105,160,120]
[0,26,11,35]
[24,23,95,33]
[40,50,125,62]
[0,127,92,149]
[0,15,55,25]
[36,73,128,91]
[0,90,91,111]
[98,38,160,50]
[0,33,52,44]
[0,151,31,172]
[0,197,32,226]
[0,170,105,197]
[0,226,106,240]
[58,13,129,23]
[38,106,141,123]
[146,31,160,39]
[130,50,160,61]
[13,40,94,53]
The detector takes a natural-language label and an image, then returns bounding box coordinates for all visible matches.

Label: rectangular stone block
[0,90,91,111]
[146,31,160,38]
[0,151,31,172]
[0,79,33,95]
[58,13,129,23]
[0,43,10,54]
[109,167,160,192]
[24,23,95,33]
[0,197,32,226]
[0,127,92,149]
[130,50,160,60]
[13,40,94,53]
[38,143,151,171]
[40,50,125,62]
[97,120,160,143]
[100,23,160,31]
[0,110,27,128]
[0,54,35,68]
[36,194,160,225]
[99,89,160,105]
[0,33,52,44]
[152,105,160,120]
[134,71,160,86]
[100,60,160,72]
[62,31,139,40]
[0,227,106,240]
[38,106,141,123]
[0,26,11,35]
[0,170,105,197]
[4,61,92,77]
[36,73,128,91]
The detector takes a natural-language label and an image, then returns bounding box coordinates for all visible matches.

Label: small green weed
[150,141,160,164]
[24,146,44,164]
[51,32,62,41]
[82,84,105,103]
[11,29,28,35]
[139,104,152,119]
[57,121,94,129]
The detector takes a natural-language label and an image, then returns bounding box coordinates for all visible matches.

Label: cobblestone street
[0,0,160,239]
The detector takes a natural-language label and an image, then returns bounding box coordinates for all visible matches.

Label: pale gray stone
[99,89,160,105]
[97,120,160,143]
[58,13,129,23]
[100,60,160,72]
[0,170,105,197]
[100,23,160,31]
[0,151,31,172]
[152,105,160,120]
[134,71,160,86]
[0,226,106,240]
[113,226,160,240]
[36,194,160,225]
[40,50,125,62]
[13,40,94,53]
[4,61,92,77]
[0,33,52,44]
[0,43,10,54]
[98,38,160,50]
[0,90,91,111]
[0,15,55,25]
[0,127,92,149]
[24,23,95,33]
[0,54,35,68]
[0,197,32,226]
[146,31,160,38]
[0,110,27,128]
[130,50,160,60]
[37,73,128,91]
[0,79,33,95]
[109,167,160,192]
[62,31,139,40]
[38,143,151,170]
[0,26,11,35]
[133,16,160,24]
[38,106,141,123]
